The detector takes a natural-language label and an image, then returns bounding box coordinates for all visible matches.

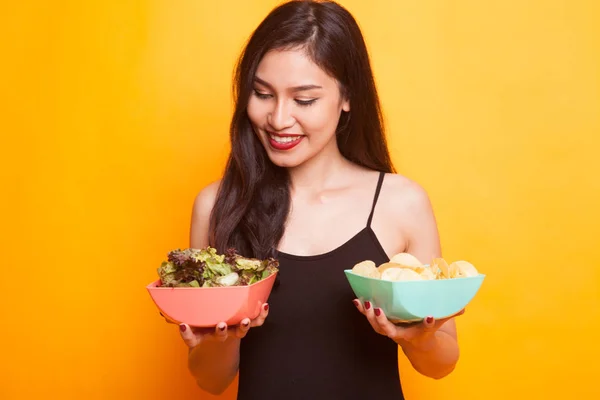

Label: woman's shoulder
[190,179,222,247]
[378,172,435,224]
[193,179,222,213]
[367,172,439,258]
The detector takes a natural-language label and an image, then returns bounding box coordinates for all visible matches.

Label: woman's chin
[266,154,305,169]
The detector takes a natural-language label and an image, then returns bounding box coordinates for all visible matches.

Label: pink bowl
[146,272,278,327]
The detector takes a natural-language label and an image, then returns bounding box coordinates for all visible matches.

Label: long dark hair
[209,0,395,259]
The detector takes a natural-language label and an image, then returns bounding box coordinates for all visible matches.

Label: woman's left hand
[353,299,464,350]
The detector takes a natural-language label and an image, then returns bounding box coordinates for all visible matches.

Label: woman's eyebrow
[254,76,323,92]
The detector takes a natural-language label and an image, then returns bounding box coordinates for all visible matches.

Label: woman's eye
[253,89,272,99]
[253,89,316,107]
[295,99,317,107]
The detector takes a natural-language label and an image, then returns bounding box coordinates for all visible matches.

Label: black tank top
[238,172,405,400]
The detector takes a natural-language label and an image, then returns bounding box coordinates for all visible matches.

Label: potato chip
[419,267,436,280]
[381,267,422,281]
[431,258,450,279]
[352,260,381,279]
[389,253,423,269]
[427,264,440,278]
[450,260,479,277]
[448,263,461,278]
[377,262,408,273]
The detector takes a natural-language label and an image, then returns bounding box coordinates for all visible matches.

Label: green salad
[157,246,279,288]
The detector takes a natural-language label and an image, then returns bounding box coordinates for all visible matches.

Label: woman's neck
[287,141,353,193]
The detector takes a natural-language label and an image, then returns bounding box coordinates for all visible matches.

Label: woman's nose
[268,99,295,131]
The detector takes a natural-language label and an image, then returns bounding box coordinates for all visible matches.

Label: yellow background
[2,1,599,399]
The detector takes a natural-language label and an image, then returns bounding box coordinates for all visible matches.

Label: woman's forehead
[254,49,336,90]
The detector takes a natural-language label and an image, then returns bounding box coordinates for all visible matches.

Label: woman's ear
[342,98,350,112]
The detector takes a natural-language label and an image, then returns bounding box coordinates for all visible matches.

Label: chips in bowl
[345,253,485,322]
[351,260,381,279]
[389,252,423,269]
[351,253,480,281]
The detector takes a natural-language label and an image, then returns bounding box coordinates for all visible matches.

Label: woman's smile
[267,131,305,150]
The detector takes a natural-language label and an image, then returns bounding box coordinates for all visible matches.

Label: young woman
[176,1,463,398]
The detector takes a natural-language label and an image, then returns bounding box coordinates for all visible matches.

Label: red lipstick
[267,132,304,151]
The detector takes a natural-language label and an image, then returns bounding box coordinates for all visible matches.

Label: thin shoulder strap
[366,171,386,228]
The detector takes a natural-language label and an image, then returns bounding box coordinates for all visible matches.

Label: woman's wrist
[396,331,440,353]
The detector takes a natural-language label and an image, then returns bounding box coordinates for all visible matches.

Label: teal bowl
[344,270,485,322]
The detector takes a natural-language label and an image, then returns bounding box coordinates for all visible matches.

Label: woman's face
[247,48,350,168]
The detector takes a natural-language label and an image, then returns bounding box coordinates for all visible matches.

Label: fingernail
[364,301,371,310]
[263,304,269,312]
[218,324,226,331]
[426,316,434,324]
[374,308,381,317]
[179,324,186,332]
[242,320,249,327]
[352,300,360,308]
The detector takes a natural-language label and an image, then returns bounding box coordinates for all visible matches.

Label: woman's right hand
[175,302,270,349]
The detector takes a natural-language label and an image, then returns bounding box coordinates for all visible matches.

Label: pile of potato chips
[351,253,479,281]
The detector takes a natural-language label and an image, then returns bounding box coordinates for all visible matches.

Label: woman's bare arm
[185,181,243,395]
[396,182,460,379]
[372,175,461,379]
